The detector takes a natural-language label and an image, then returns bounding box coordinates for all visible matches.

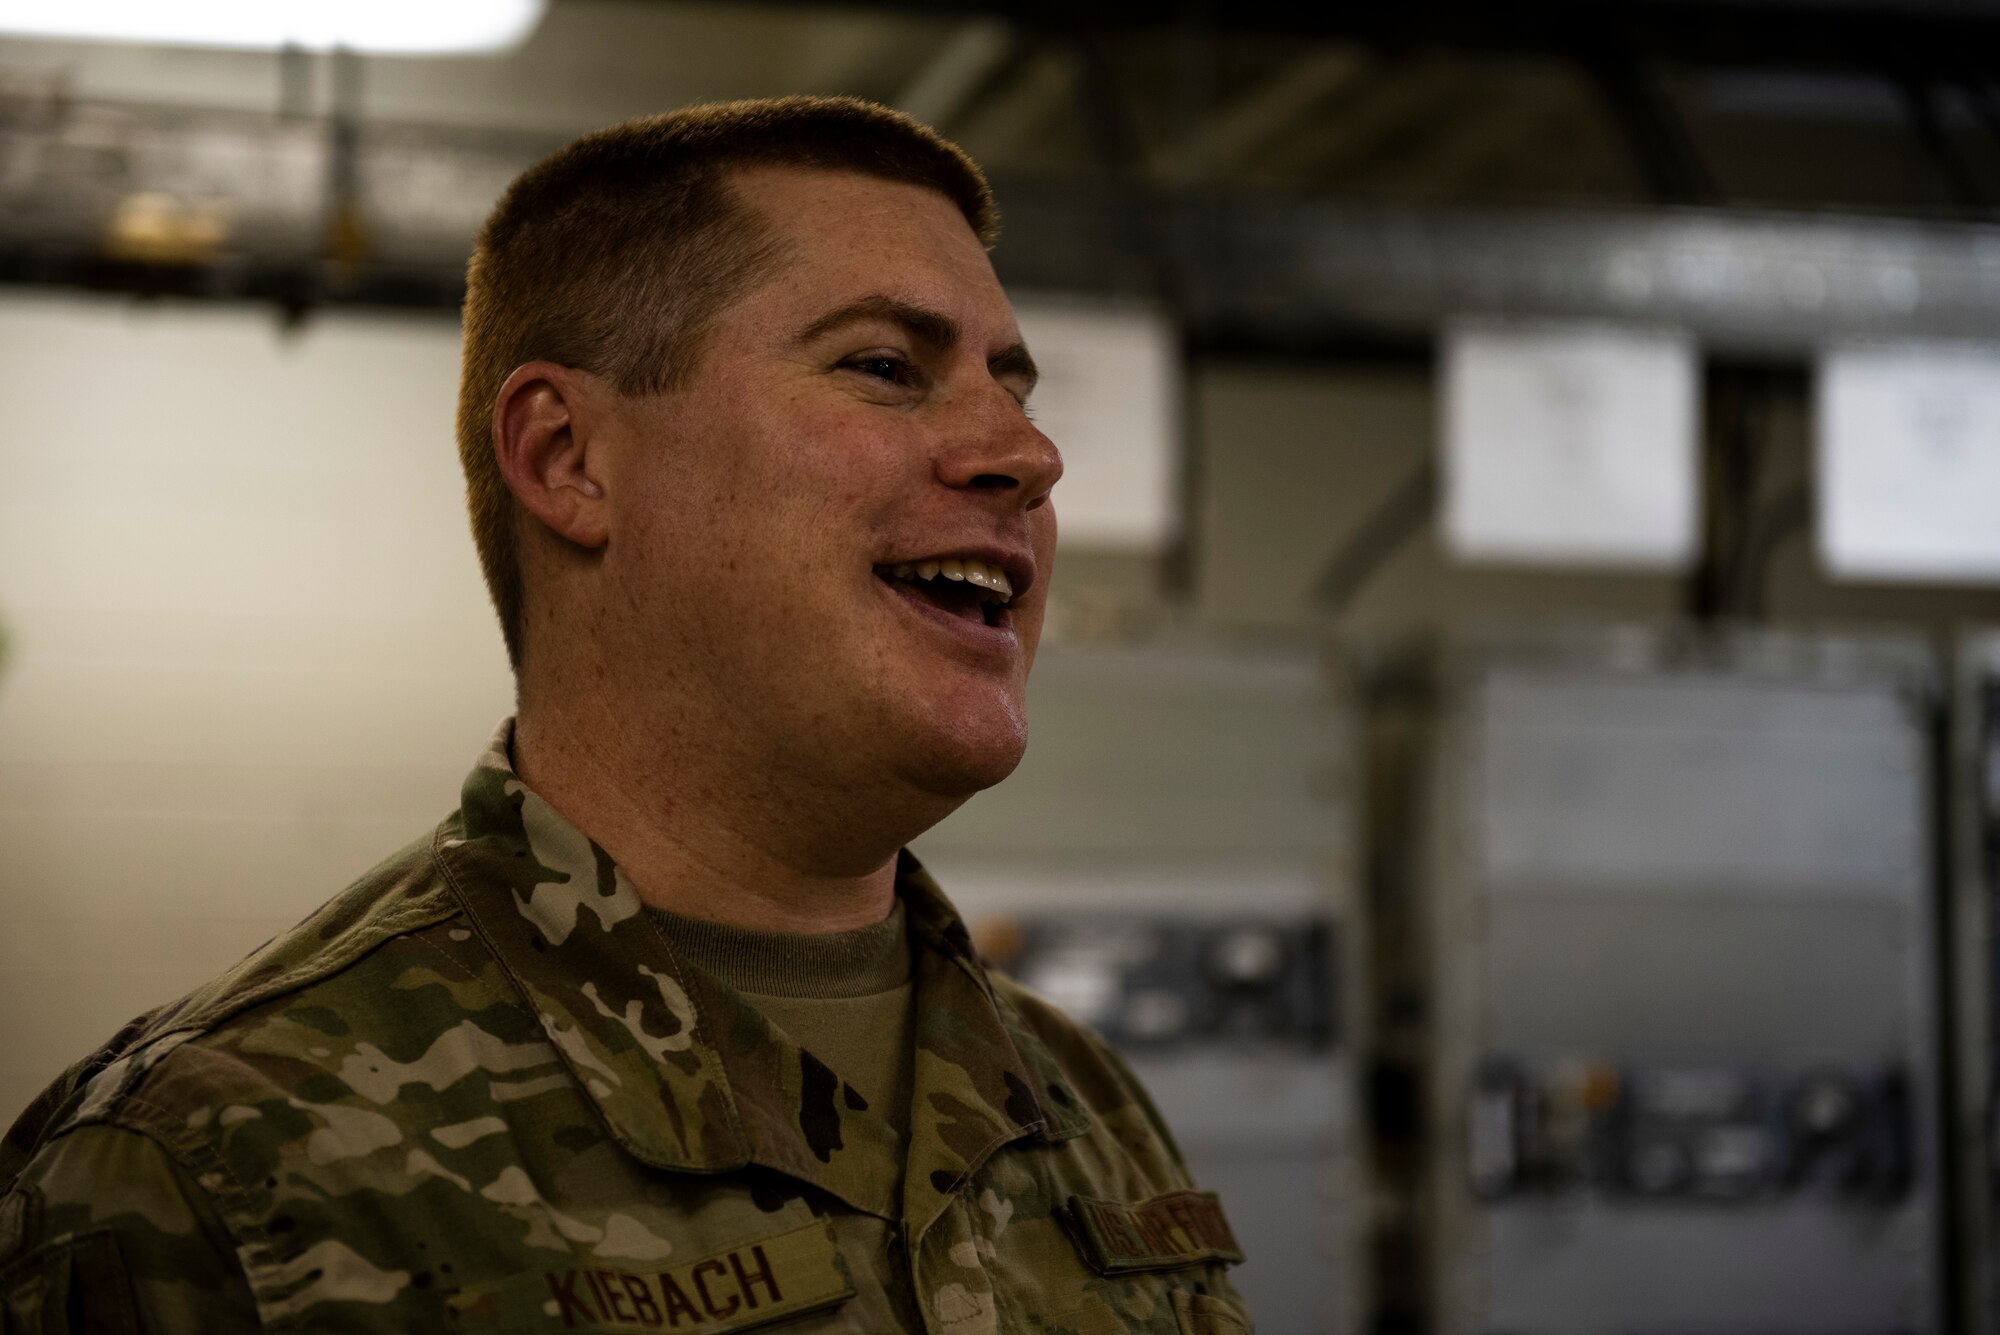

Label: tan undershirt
[647,899,916,1139]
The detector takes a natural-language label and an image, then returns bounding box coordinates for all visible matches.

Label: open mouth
[874,556,1014,629]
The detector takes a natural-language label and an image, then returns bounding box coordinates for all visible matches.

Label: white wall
[0,293,514,1120]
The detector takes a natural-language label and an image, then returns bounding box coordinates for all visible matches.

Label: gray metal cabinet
[1426,628,1943,1335]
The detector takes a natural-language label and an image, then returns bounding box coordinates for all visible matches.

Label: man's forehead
[724,162,978,240]
[720,169,1021,340]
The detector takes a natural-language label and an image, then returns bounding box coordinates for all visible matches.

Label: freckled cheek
[780,411,922,478]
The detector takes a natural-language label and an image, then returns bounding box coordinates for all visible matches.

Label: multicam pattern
[1,724,1251,1333]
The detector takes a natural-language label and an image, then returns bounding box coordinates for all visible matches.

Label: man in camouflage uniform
[0,98,1251,1334]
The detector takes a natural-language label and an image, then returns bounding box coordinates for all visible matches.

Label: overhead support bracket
[4,99,1999,357]
[993,183,2000,355]
[1580,51,1720,207]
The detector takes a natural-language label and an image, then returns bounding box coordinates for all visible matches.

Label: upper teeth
[887,557,1014,604]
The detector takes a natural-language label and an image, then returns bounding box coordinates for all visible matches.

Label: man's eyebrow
[793,294,1040,393]
[794,295,959,351]
[988,342,1039,395]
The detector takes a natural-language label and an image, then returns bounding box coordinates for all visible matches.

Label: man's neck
[509,703,901,935]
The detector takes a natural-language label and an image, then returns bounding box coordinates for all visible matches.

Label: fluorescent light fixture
[1009,293,1179,551]
[1818,341,2000,584]
[1443,318,1700,569]
[0,1,545,54]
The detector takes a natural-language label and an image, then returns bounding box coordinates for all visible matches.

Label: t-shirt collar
[437,720,1087,1227]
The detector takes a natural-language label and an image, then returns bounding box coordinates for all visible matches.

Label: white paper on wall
[1008,293,1179,551]
[1442,319,1700,568]
[1817,342,2000,584]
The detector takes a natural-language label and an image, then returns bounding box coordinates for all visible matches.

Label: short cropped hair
[456,96,998,670]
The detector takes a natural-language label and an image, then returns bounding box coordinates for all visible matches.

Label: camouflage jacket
[0,726,1251,1335]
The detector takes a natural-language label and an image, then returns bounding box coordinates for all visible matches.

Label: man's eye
[845,355,917,386]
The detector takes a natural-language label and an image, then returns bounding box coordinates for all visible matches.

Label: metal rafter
[1155,46,1370,185]
[776,0,2000,78]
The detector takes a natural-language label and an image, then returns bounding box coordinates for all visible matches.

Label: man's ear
[491,361,611,550]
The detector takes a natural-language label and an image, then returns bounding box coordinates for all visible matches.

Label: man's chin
[895,720,1029,805]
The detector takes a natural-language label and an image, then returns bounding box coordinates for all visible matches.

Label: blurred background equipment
[1425,627,1943,1334]
[1957,631,2000,1335]
[914,639,1360,1335]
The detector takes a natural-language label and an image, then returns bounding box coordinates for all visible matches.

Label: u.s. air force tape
[446,1219,854,1332]
[1061,1191,1244,1276]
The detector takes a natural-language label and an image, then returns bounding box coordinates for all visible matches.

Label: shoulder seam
[48,849,464,1140]
[21,1101,262,1262]
[100,1094,291,1329]
[156,851,462,1048]
[63,1096,241,1213]
[203,894,457,1023]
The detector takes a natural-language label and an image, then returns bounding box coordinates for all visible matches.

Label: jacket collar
[437,722,1087,1229]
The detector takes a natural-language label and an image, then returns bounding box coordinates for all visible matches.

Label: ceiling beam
[1371,72,1584,203]
[992,180,2000,354]
[781,0,2000,78]
[890,17,1022,134]
[4,99,1998,357]
[1155,46,1370,185]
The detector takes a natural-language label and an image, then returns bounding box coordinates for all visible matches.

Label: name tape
[447,1220,853,1332]
[1062,1191,1243,1276]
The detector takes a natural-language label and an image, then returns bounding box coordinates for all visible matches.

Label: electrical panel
[1427,628,1942,1335]
[999,916,1335,1051]
[914,637,1359,1335]
[1983,643,2000,1330]
[1467,1060,1912,1204]
[1956,632,2000,1333]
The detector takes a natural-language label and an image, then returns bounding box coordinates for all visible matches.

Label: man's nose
[935,389,1063,510]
